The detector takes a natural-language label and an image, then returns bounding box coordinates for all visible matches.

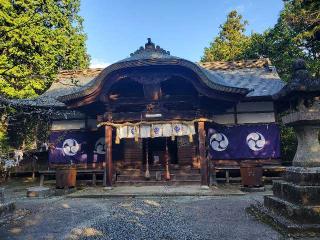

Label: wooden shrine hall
[14,38,285,187]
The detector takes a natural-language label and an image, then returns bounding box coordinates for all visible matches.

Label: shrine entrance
[143,138,178,166]
[108,121,200,185]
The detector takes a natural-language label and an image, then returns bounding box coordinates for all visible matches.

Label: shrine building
[15,38,285,186]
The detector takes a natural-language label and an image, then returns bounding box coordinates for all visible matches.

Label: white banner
[116,122,195,140]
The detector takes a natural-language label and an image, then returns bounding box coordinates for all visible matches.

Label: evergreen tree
[244,18,306,81]
[0,0,89,98]
[201,10,250,62]
[243,0,319,80]
[282,0,320,78]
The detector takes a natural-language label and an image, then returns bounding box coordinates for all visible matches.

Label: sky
[80,0,284,68]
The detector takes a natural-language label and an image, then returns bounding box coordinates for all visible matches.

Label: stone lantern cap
[273,59,320,102]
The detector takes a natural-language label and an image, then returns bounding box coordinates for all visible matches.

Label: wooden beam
[98,110,211,123]
[104,125,113,187]
[198,121,209,186]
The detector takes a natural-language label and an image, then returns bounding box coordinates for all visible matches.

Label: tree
[283,0,320,42]
[281,0,320,78]
[201,10,250,62]
[243,18,307,81]
[0,0,89,99]
[242,0,319,81]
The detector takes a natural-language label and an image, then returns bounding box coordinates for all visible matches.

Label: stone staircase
[115,166,201,186]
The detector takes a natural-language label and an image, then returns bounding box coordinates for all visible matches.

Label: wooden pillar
[198,121,208,186]
[104,125,113,187]
[164,139,171,180]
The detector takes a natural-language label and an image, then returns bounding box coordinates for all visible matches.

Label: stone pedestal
[250,167,320,237]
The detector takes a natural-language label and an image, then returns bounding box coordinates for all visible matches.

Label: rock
[0,187,4,204]
[200,185,210,190]
[27,186,51,198]
[0,202,15,216]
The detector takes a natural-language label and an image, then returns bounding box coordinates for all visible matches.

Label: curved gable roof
[58,38,251,103]
[9,40,285,108]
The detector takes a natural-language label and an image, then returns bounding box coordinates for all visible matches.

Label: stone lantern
[250,59,320,237]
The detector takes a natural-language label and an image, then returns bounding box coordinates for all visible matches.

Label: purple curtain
[207,124,280,160]
[49,130,106,165]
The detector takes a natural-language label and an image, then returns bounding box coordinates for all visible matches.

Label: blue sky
[80,0,284,68]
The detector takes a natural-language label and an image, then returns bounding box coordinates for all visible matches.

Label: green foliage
[281,0,320,78]
[243,0,319,81]
[0,0,89,99]
[0,104,15,156]
[202,2,319,81]
[283,0,320,45]
[201,10,251,62]
[280,125,297,164]
[243,17,307,81]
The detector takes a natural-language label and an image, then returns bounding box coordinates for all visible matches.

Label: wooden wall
[120,139,143,168]
[177,136,198,168]
[212,101,275,125]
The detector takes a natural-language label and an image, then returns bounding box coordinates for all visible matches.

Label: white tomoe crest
[62,139,80,156]
[210,133,229,151]
[246,132,266,151]
[95,137,106,155]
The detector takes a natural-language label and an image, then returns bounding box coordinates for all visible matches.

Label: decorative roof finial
[145,38,155,50]
[129,38,171,57]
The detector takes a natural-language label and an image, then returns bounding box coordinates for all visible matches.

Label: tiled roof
[198,59,271,70]
[57,68,103,80]
[202,67,285,97]
[5,38,285,107]
[11,59,285,107]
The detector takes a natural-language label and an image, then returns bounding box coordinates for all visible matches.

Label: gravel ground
[0,192,283,240]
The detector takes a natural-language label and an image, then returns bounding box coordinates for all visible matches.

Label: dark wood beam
[98,110,212,123]
[104,125,113,187]
[198,121,209,186]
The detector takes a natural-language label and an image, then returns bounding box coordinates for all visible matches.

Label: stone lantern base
[249,167,320,237]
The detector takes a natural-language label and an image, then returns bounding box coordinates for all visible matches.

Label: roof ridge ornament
[130,38,170,56]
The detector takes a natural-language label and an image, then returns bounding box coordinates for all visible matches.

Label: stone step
[116,173,201,182]
[172,174,201,181]
[116,175,150,181]
[115,180,200,186]
[118,168,200,175]
[285,167,320,186]
[273,180,320,206]
[264,195,320,224]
